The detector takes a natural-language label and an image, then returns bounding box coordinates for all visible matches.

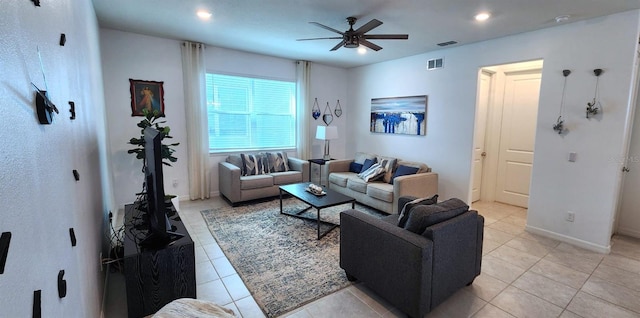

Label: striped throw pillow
[357,162,386,182]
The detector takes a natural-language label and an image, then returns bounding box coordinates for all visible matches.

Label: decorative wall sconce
[553,69,571,134]
[586,69,603,119]
[311,98,321,120]
[322,102,333,125]
[334,100,342,117]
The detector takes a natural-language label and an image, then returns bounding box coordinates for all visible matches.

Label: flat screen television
[139,127,183,248]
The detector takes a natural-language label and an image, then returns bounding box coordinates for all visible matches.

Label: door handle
[623,166,630,172]
[481,152,487,157]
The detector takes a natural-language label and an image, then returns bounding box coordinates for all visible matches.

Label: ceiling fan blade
[309,22,344,35]
[330,40,346,51]
[297,37,343,41]
[359,39,382,51]
[354,19,383,34]
[364,34,409,40]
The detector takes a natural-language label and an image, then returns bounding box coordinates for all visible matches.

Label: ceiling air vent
[437,40,458,47]
[427,58,444,70]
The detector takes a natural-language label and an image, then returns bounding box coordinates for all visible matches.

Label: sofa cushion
[397,195,439,227]
[347,177,368,194]
[354,152,377,164]
[377,156,398,183]
[403,198,469,234]
[389,165,420,184]
[397,160,430,173]
[267,152,289,172]
[271,171,302,185]
[227,155,243,169]
[361,158,376,172]
[240,174,274,190]
[358,163,386,182]
[367,182,394,203]
[329,172,352,187]
[349,162,364,173]
[240,153,268,176]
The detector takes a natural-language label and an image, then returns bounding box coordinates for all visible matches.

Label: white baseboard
[525,225,611,254]
[616,226,640,239]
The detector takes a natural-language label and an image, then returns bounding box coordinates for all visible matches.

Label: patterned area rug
[200,197,386,317]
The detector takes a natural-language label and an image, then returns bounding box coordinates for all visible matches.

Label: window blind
[206,74,296,152]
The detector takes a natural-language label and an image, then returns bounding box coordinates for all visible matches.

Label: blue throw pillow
[361,158,377,172]
[349,162,363,173]
[389,165,420,184]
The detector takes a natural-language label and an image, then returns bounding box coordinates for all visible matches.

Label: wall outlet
[566,211,575,222]
[172,179,178,187]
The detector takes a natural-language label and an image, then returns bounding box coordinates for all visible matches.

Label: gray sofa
[340,196,484,318]
[218,153,309,205]
[326,152,438,214]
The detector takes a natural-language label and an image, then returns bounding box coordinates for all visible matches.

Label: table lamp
[316,126,338,160]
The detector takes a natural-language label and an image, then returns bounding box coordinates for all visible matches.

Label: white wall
[100,31,349,202]
[0,1,110,316]
[347,10,640,251]
[100,29,190,209]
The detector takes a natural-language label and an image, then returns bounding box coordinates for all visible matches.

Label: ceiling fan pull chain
[334,100,342,117]
[312,98,321,120]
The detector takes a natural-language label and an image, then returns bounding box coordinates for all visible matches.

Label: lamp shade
[316,126,338,140]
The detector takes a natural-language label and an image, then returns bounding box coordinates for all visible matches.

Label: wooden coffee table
[279,182,355,239]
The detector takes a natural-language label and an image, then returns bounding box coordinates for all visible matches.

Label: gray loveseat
[340,196,484,318]
[326,152,438,214]
[218,152,309,205]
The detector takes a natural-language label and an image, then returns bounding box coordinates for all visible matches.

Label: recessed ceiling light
[555,15,571,23]
[357,46,367,54]
[197,10,212,20]
[475,12,491,22]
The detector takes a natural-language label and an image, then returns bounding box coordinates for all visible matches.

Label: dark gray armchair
[339,196,484,318]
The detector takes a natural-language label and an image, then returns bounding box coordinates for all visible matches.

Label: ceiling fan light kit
[298,16,409,52]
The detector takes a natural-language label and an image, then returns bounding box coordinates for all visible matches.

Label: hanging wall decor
[129,79,165,117]
[322,102,333,125]
[311,98,321,120]
[586,69,603,119]
[553,69,571,134]
[334,100,343,117]
[370,95,427,135]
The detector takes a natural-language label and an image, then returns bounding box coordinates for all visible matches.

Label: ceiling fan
[297,17,409,51]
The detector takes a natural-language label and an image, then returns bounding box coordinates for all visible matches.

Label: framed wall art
[129,79,165,116]
[370,95,427,135]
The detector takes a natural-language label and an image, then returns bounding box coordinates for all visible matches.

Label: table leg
[279,189,283,214]
[317,208,321,240]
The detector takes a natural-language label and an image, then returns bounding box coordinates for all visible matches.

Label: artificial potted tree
[128,108,179,212]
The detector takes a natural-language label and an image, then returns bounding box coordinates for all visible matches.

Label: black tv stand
[123,203,196,317]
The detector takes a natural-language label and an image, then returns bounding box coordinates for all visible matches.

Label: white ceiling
[92,0,640,69]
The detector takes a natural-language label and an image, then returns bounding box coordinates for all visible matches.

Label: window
[206,74,296,152]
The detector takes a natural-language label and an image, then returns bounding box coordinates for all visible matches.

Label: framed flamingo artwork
[129,79,165,116]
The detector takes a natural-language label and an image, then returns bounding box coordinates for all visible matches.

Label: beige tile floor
[106,197,640,318]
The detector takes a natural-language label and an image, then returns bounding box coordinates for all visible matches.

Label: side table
[308,158,332,186]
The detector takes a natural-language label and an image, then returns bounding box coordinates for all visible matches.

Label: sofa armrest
[422,211,483,308]
[340,210,432,317]
[392,172,438,214]
[218,161,241,203]
[326,159,353,174]
[287,157,309,182]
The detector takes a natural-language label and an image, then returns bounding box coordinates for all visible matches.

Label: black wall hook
[562,69,571,77]
[594,69,603,76]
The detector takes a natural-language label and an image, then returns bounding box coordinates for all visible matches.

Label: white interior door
[495,70,541,207]
[472,71,492,202]
[616,67,640,238]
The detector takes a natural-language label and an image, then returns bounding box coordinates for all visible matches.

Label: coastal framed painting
[129,79,165,117]
[370,95,427,135]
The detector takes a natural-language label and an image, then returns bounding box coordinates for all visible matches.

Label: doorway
[471,60,543,208]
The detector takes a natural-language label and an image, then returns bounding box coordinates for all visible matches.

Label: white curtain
[296,61,312,159]
[181,41,210,200]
